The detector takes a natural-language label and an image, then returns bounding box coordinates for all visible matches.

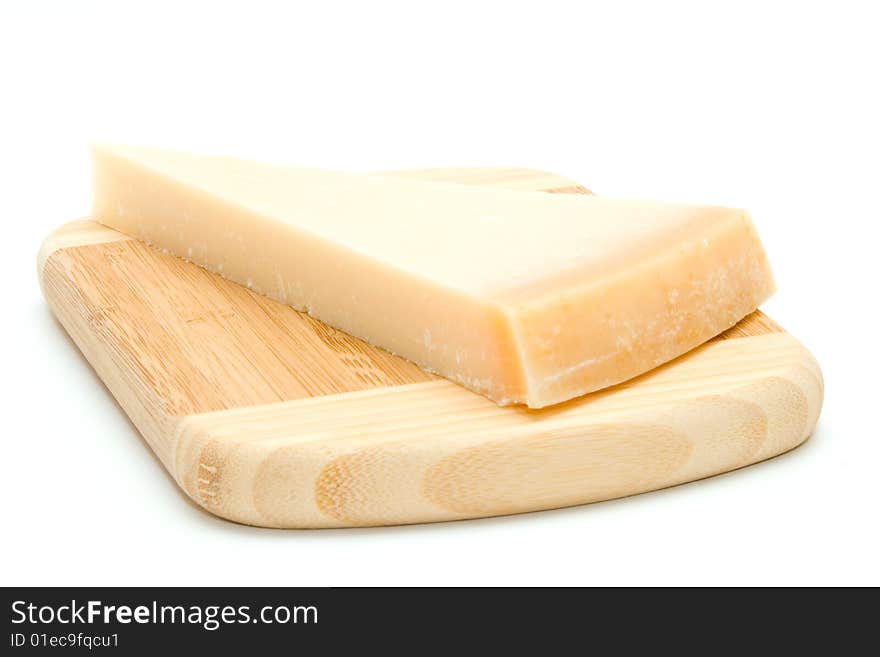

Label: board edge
[170,333,823,528]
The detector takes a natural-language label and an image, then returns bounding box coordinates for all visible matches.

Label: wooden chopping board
[38,168,823,528]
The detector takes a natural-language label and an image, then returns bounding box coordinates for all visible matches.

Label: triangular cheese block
[91,144,774,407]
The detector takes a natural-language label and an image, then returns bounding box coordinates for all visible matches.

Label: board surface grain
[38,168,823,528]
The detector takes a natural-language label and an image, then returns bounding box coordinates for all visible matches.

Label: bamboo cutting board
[38,168,823,528]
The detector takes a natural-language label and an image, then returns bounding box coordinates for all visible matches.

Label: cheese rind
[90,144,775,407]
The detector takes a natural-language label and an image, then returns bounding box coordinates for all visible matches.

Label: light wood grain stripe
[170,343,821,527]
[174,332,813,451]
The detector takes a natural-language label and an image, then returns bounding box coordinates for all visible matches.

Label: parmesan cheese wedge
[90,144,775,408]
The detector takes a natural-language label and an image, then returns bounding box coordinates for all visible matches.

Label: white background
[2,0,878,586]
